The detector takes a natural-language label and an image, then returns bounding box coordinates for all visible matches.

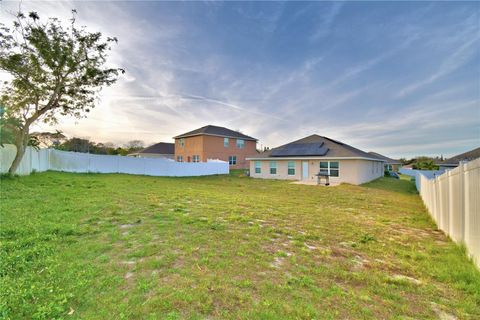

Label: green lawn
[1,172,479,319]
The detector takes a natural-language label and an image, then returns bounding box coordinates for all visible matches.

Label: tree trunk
[8,128,29,175]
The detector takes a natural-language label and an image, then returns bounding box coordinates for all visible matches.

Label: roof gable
[174,125,257,141]
[253,134,379,159]
[271,142,329,157]
[441,147,480,165]
[140,142,175,154]
[368,152,401,164]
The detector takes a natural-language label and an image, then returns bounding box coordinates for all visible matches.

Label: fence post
[444,176,449,235]
[464,160,480,268]
[458,163,465,243]
[448,170,454,238]
[435,178,440,224]
[88,153,92,173]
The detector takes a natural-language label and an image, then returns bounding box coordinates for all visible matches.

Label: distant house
[438,147,480,170]
[368,152,402,172]
[128,142,175,159]
[247,135,384,185]
[173,125,257,169]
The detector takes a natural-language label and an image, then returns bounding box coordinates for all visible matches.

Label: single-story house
[368,151,402,172]
[128,142,175,159]
[247,135,385,185]
[438,147,480,171]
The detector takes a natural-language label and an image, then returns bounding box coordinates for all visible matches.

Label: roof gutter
[246,156,386,162]
[173,133,258,141]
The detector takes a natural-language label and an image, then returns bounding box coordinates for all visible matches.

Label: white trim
[254,160,261,174]
[269,160,277,175]
[320,160,340,177]
[287,161,295,175]
[246,156,386,162]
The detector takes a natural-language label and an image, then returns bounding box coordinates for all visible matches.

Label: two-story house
[173,125,257,169]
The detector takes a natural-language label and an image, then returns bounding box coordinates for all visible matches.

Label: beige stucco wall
[249,158,384,185]
[249,159,302,181]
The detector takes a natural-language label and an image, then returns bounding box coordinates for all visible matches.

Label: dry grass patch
[1,172,479,319]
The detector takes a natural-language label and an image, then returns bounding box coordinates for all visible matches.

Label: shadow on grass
[362,176,418,195]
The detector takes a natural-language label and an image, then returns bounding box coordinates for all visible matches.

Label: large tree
[0,10,123,174]
[125,139,144,151]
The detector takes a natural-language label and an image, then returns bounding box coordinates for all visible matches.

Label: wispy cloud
[1,1,478,156]
[309,2,344,41]
[396,36,479,98]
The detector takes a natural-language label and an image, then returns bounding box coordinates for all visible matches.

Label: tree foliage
[124,139,144,151]
[0,10,123,174]
[56,137,132,155]
[412,159,439,170]
[30,130,67,148]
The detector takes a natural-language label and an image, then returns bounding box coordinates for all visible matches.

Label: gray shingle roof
[250,135,381,160]
[440,147,480,165]
[140,142,174,154]
[271,142,329,157]
[173,125,257,141]
[368,152,401,164]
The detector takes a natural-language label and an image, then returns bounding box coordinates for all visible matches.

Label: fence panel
[117,156,146,175]
[0,144,229,177]
[448,169,463,243]
[89,153,120,173]
[464,160,480,268]
[415,159,480,268]
[50,150,90,173]
[438,174,449,233]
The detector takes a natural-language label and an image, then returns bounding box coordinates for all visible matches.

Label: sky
[0,1,479,158]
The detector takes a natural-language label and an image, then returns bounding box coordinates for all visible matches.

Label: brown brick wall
[174,135,257,169]
[174,135,205,163]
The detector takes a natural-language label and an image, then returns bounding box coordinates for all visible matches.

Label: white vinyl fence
[399,168,444,190]
[0,144,229,177]
[404,160,480,268]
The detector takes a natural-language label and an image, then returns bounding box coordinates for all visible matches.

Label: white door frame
[302,161,309,180]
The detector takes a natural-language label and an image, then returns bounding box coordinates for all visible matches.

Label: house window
[229,156,237,165]
[270,161,277,174]
[255,161,261,174]
[319,161,339,177]
[236,139,245,149]
[330,162,339,177]
[320,162,329,175]
[179,138,185,148]
[177,155,183,162]
[387,164,392,171]
[224,138,229,147]
[192,155,200,162]
[288,161,295,175]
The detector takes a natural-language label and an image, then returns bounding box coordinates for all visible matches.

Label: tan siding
[250,158,383,185]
